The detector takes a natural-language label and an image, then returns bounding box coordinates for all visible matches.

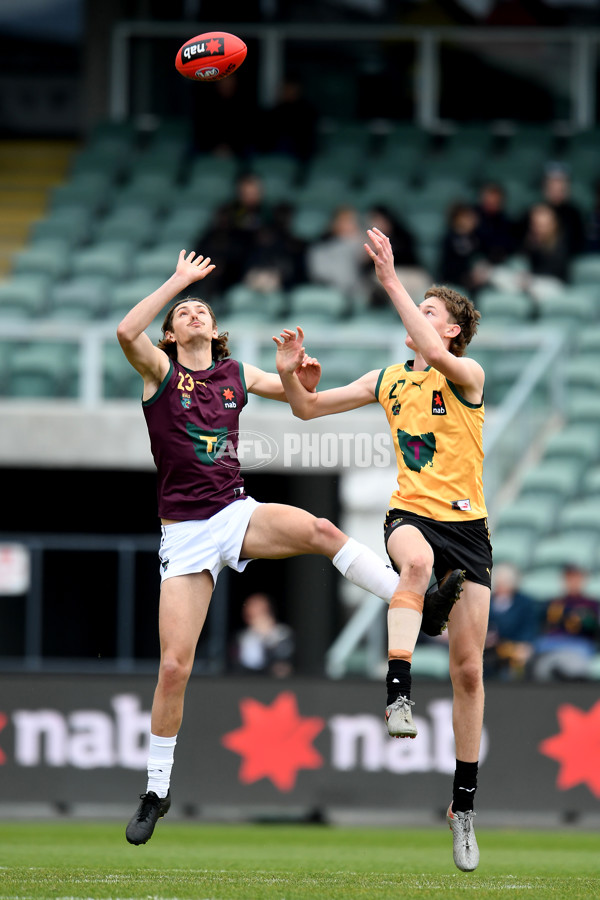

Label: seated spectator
[200,173,273,295]
[475,182,517,266]
[192,74,254,157]
[533,564,600,681]
[306,205,366,306]
[438,203,483,292]
[541,164,585,257]
[241,202,307,293]
[485,563,539,680]
[520,202,570,284]
[362,205,429,306]
[231,593,294,678]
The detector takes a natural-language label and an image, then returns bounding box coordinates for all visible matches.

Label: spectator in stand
[541,164,585,258]
[261,77,318,161]
[231,592,295,678]
[438,203,482,292]
[306,205,366,307]
[199,173,273,295]
[361,205,428,307]
[240,202,308,293]
[475,183,517,266]
[484,563,539,680]
[520,202,571,285]
[533,564,600,681]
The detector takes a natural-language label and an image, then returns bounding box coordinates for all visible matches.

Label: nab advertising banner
[0,675,599,814]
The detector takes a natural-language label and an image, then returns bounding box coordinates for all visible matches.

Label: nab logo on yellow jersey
[431,391,446,415]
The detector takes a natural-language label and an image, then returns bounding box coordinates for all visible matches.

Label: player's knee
[403,552,433,584]
[159,656,193,692]
[311,517,342,552]
[452,658,483,695]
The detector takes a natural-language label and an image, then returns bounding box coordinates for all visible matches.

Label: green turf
[1,822,599,900]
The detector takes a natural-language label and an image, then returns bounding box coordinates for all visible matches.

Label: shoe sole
[421,569,466,636]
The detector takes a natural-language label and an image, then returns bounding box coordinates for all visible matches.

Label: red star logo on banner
[221,692,325,791]
[539,701,600,797]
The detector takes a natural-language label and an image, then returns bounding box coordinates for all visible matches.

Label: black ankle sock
[386,659,411,704]
[452,759,478,812]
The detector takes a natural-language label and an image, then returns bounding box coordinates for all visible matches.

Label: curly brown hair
[157,297,231,361]
[424,285,480,357]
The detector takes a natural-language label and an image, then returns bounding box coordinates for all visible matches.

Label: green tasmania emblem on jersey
[186,424,229,465]
[397,429,436,472]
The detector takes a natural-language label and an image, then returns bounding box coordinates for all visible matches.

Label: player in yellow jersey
[275,227,492,872]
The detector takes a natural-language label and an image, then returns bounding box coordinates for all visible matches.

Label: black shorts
[383,508,493,589]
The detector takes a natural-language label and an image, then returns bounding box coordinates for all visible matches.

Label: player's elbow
[116,319,136,348]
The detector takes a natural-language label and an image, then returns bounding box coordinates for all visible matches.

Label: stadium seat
[29,206,94,246]
[133,247,184,283]
[156,207,214,246]
[580,464,600,497]
[564,390,600,427]
[12,241,72,280]
[8,341,79,398]
[0,273,52,316]
[295,175,354,212]
[289,208,330,241]
[51,175,113,212]
[537,287,597,326]
[179,173,235,208]
[494,493,559,535]
[475,289,533,322]
[411,644,449,680]
[224,284,286,319]
[93,206,159,247]
[519,459,583,500]
[542,424,600,465]
[71,242,132,280]
[288,284,350,320]
[519,566,563,602]
[50,275,113,319]
[249,153,300,183]
[103,342,142,399]
[558,498,600,533]
[530,530,598,571]
[489,528,537,570]
[117,173,179,210]
[105,278,164,322]
[571,255,600,286]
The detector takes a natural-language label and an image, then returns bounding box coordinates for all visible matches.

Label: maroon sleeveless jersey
[143,357,248,520]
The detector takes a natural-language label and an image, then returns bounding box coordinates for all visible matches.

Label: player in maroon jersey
[118,249,409,845]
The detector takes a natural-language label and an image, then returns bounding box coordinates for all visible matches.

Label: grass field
[1,821,599,900]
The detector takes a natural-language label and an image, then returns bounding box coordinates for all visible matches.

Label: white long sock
[147,733,177,798]
[332,537,400,603]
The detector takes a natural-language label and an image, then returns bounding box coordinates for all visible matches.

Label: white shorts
[158,496,261,585]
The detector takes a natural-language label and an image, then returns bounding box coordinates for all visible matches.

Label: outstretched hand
[273,326,321,391]
[175,249,216,284]
[364,227,396,285]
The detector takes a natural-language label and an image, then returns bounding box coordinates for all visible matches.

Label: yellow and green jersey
[376,362,487,522]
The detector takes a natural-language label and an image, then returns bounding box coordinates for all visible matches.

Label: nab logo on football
[431,390,446,415]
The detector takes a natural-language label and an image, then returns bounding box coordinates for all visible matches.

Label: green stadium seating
[542,424,600,465]
[13,241,72,280]
[530,530,598,570]
[490,528,537,570]
[50,275,113,319]
[519,566,562,602]
[288,284,349,320]
[8,341,79,398]
[0,273,52,316]
[520,459,583,500]
[289,208,330,241]
[411,644,449,680]
[94,206,158,247]
[494,493,559,535]
[71,242,132,279]
[30,206,95,246]
[224,284,286,319]
[571,255,600,286]
[558,497,600,533]
[156,207,214,246]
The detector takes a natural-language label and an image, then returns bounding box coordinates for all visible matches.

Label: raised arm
[364,228,483,399]
[274,326,379,419]
[243,351,322,402]
[116,250,215,387]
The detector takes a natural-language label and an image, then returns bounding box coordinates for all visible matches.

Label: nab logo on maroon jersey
[221,386,237,409]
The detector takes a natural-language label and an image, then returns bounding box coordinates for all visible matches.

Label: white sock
[147,733,177,798]
[332,537,400,603]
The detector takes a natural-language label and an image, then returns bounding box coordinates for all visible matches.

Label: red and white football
[175,32,247,82]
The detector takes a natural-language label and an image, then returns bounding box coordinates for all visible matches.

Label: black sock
[386,659,411,704]
[452,759,478,812]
